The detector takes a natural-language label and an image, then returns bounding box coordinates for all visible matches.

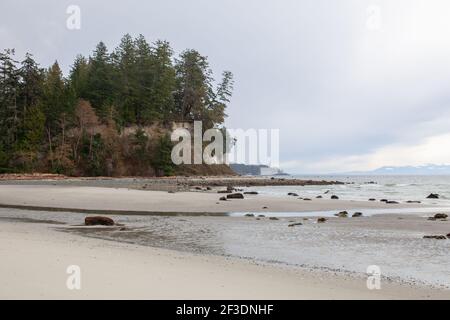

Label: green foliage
[0,34,233,176]
[152,134,175,176]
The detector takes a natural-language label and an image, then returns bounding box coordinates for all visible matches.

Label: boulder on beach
[406,200,421,204]
[288,222,303,227]
[316,195,323,199]
[335,211,348,218]
[317,217,327,223]
[433,213,448,219]
[85,216,115,226]
[423,235,447,240]
[288,192,299,197]
[244,191,259,195]
[244,213,255,217]
[369,198,376,201]
[269,217,279,220]
[331,195,339,200]
[218,190,232,194]
[303,198,312,201]
[380,199,388,202]
[386,201,399,204]
[427,193,440,199]
[227,193,244,199]
[219,196,227,201]
[352,212,363,218]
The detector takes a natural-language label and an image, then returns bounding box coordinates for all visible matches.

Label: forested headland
[0,34,234,177]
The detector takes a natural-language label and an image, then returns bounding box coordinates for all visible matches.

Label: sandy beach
[0,182,449,300]
[0,184,433,214]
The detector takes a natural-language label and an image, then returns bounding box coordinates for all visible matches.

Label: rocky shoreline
[0,174,344,192]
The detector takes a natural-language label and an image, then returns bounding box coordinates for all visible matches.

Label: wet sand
[1,219,449,300]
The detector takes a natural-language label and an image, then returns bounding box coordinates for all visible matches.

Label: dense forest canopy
[0,34,234,176]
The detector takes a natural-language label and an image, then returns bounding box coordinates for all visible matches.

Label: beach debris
[269,217,279,221]
[331,195,339,200]
[288,192,299,197]
[369,198,376,201]
[317,217,327,223]
[423,235,447,240]
[427,193,440,199]
[335,211,348,218]
[85,216,115,226]
[352,212,363,218]
[288,222,303,227]
[227,193,244,199]
[244,213,255,217]
[219,196,227,201]
[244,191,259,195]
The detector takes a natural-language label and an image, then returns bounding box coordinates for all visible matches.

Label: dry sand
[1,220,448,300]
[0,185,430,214]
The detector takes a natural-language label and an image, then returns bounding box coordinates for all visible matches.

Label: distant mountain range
[347,164,450,175]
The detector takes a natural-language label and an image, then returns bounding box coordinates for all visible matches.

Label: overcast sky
[2,0,450,173]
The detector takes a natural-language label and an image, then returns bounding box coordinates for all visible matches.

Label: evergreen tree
[85,42,114,119]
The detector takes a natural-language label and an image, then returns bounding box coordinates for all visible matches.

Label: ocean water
[244,175,450,205]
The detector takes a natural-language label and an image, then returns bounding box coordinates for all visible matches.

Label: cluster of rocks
[333,211,363,218]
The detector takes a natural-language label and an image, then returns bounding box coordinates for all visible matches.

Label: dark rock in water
[331,195,339,200]
[316,195,323,199]
[447,234,450,239]
[434,213,448,219]
[288,222,303,227]
[269,217,279,221]
[380,199,388,202]
[227,193,244,199]
[303,198,312,201]
[219,196,227,201]
[427,193,440,199]
[244,213,255,217]
[352,212,363,218]
[218,190,232,194]
[85,216,115,226]
[387,201,399,204]
[206,187,212,191]
[369,198,376,201]
[288,192,299,197]
[427,217,437,221]
[195,186,202,190]
[258,215,266,218]
[324,190,331,194]
[317,217,327,223]
[335,211,348,218]
[244,191,259,195]
[423,235,447,240]
[406,200,421,204]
